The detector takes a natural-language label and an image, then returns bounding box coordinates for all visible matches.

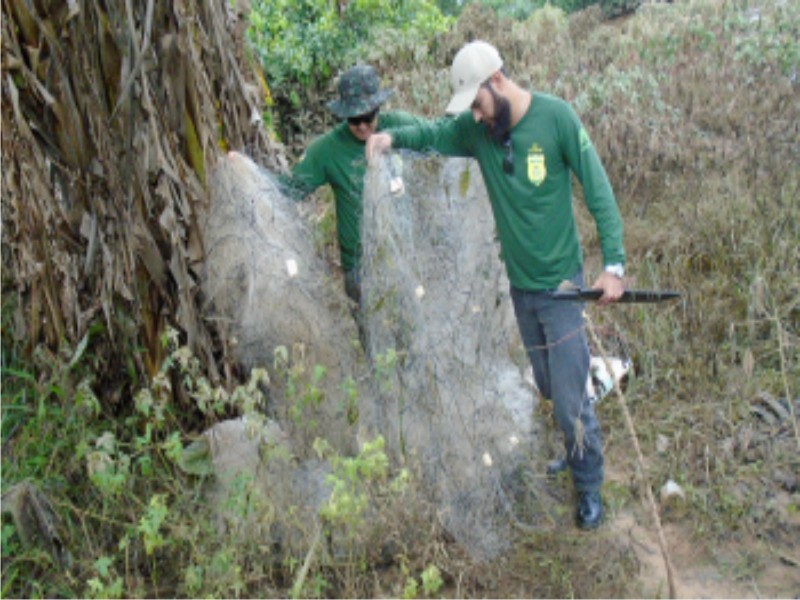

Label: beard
[485,89,512,142]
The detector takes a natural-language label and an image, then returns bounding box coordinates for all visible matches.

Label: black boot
[576,491,604,529]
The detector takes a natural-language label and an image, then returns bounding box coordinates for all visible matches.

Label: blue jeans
[510,271,604,493]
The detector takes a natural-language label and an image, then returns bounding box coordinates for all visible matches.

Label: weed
[420,563,444,595]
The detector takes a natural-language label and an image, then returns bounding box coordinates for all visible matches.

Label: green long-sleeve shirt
[281,110,427,271]
[387,92,625,290]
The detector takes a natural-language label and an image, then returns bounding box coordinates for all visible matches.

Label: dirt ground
[603,466,800,599]
[475,392,800,600]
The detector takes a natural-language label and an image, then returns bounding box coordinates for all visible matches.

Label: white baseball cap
[445,40,504,114]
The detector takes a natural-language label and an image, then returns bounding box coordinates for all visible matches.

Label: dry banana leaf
[1,0,283,401]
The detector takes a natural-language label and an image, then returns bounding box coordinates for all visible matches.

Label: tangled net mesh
[202,151,547,559]
[361,153,543,559]
[202,151,362,455]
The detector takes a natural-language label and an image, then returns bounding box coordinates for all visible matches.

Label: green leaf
[176,437,214,476]
[94,555,113,578]
[421,564,443,595]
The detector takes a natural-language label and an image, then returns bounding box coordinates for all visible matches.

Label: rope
[584,312,679,599]
[524,322,585,351]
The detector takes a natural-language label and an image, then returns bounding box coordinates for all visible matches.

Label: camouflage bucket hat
[326,65,394,119]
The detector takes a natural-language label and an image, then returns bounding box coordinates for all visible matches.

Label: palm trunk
[1,0,282,395]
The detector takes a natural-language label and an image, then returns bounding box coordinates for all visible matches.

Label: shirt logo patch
[527,144,546,186]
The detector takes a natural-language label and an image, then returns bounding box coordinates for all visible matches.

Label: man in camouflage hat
[281,64,428,305]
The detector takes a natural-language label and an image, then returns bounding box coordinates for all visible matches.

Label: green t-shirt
[282,110,426,271]
[388,93,625,290]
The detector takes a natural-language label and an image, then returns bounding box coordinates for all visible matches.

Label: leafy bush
[600,0,642,19]
[247,0,452,147]
[0,321,441,598]
[465,0,597,21]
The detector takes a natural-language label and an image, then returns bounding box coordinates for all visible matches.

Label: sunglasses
[347,109,378,126]
[502,136,514,175]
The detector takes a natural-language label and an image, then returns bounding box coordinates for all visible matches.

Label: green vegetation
[469,0,599,21]
[247,0,452,146]
[246,0,645,148]
[248,0,451,87]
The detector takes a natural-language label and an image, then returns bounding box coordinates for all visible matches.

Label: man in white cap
[367,40,626,529]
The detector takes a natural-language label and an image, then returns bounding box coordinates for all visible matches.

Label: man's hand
[366,132,393,163]
[591,271,625,305]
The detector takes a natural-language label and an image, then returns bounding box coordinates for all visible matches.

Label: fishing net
[360,153,543,559]
[201,150,546,560]
[201,151,363,455]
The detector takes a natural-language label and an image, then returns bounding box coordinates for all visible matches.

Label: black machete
[552,288,681,303]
